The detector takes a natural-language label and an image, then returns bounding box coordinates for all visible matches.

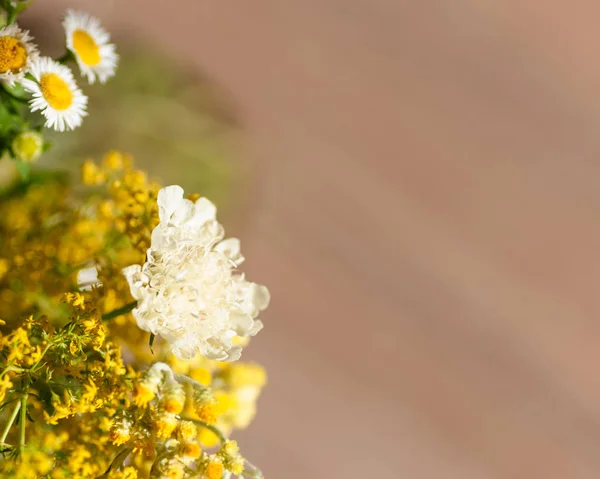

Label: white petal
[252,284,271,311]
[193,197,217,225]
[215,238,244,266]
[229,313,254,334]
[157,185,185,224]
[77,265,101,291]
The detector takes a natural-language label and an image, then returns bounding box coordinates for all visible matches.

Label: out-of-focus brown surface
[32,1,600,477]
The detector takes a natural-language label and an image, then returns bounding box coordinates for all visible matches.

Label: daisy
[63,9,118,84]
[22,57,88,132]
[0,24,38,86]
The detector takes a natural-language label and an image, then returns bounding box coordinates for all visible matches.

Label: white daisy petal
[63,9,118,84]
[22,57,88,132]
[123,185,269,361]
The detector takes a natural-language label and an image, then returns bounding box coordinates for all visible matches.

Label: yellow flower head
[155,412,178,439]
[133,381,156,408]
[110,418,132,446]
[176,421,197,443]
[204,458,224,479]
[178,441,202,460]
[160,380,185,414]
[194,390,231,425]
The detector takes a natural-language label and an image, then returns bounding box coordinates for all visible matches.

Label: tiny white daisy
[22,57,88,132]
[63,9,118,84]
[0,24,39,86]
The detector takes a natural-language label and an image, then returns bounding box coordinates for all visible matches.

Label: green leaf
[15,159,30,181]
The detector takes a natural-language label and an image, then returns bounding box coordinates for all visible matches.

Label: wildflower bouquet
[0,2,269,478]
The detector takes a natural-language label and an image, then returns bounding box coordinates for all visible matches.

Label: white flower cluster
[123,186,270,361]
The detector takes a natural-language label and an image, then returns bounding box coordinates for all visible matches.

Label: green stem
[0,366,24,378]
[18,393,26,452]
[182,417,227,444]
[32,343,52,368]
[99,447,133,477]
[56,51,73,64]
[102,301,137,321]
[5,8,16,25]
[175,373,207,390]
[0,400,20,444]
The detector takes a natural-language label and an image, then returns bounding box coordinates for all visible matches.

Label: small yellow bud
[222,440,239,456]
[102,150,125,170]
[81,159,105,185]
[12,131,43,163]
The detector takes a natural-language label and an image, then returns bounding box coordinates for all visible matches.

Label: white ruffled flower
[123,185,269,361]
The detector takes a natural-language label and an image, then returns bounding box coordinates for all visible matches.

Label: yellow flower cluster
[0,153,266,478]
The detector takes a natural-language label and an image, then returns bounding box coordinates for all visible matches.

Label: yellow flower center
[0,36,27,74]
[205,462,224,479]
[40,73,73,111]
[72,30,101,66]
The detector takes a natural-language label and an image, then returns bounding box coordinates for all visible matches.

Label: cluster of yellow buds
[118,363,258,479]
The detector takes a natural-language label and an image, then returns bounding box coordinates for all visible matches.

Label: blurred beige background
[26,1,600,477]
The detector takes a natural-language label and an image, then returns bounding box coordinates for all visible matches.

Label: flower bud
[12,131,43,163]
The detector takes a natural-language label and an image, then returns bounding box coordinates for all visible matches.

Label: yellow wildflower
[155,412,178,438]
[204,457,224,479]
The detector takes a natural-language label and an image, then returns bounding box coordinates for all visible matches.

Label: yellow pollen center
[0,36,27,74]
[72,30,100,66]
[40,73,73,111]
